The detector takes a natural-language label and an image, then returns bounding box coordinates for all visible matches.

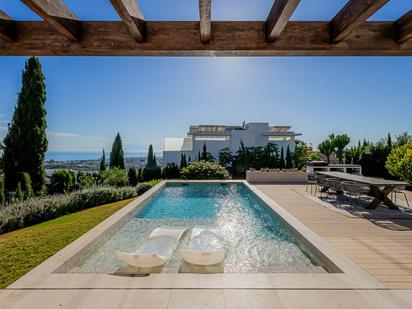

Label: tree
[143,145,161,181]
[318,138,334,163]
[218,147,233,167]
[180,154,188,169]
[100,167,128,187]
[110,133,125,169]
[279,147,285,169]
[147,145,156,167]
[386,143,412,184]
[293,140,309,169]
[162,163,180,179]
[48,170,75,194]
[15,182,23,201]
[387,133,392,149]
[3,57,48,194]
[395,132,412,147]
[332,134,351,164]
[285,145,293,169]
[128,168,138,186]
[232,141,253,177]
[100,149,106,172]
[200,144,214,162]
[22,172,34,199]
[0,173,4,205]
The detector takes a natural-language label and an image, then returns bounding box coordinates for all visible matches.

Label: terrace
[1,0,412,308]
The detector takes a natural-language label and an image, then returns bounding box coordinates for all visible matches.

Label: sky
[0,0,411,152]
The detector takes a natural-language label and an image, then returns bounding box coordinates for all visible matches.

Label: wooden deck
[256,184,412,289]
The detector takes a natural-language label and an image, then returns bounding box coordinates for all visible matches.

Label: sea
[45,151,163,162]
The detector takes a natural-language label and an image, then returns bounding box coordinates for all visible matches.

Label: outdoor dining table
[316,171,409,210]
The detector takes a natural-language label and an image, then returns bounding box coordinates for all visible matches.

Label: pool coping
[6,180,385,290]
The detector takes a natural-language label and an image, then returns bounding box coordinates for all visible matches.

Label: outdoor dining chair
[341,181,370,205]
[390,186,410,208]
[305,174,318,195]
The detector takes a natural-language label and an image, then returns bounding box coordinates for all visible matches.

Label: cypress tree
[110,133,125,169]
[22,172,34,199]
[100,149,106,172]
[15,182,23,201]
[201,144,207,160]
[387,133,392,149]
[147,145,155,167]
[128,168,138,186]
[180,154,187,169]
[0,174,4,205]
[285,145,293,169]
[3,57,48,194]
[279,147,285,169]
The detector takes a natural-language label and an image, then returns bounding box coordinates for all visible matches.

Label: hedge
[0,180,161,234]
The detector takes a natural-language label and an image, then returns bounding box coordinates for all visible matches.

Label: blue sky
[0,0,411,152]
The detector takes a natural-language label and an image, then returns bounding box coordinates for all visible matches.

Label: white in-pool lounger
[180,227,225,266]
[115,226,186,268]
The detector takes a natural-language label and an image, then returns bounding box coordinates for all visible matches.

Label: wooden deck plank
[256,184,412,289]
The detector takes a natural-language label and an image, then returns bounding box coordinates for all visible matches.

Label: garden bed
[246,170,308,184]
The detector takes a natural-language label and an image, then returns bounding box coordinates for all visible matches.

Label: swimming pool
[70,183,326,273]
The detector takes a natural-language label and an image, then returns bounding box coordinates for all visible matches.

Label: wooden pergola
[0,0,411,56]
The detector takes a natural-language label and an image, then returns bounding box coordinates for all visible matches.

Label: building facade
[163,122,301,167]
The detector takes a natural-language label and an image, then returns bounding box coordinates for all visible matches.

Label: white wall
[162,123,298,166]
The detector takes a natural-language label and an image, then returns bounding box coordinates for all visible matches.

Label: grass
[0,198,135,289]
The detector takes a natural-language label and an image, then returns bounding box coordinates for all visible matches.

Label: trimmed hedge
[0,180,161,234]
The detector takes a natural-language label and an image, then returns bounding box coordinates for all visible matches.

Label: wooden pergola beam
[20,0,80,41]
[396,10,412,43]
[110,0,146,43]
[266,0,300,42]
[199,0,211,43]
[0,10,16,42]
[1,21,411,56]
[330,0,389,43]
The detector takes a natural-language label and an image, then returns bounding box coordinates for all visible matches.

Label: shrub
[180,161,230,180]
[135,179,161,195]
[142,166,162,181]
[100,167,128,187]
[386,143,412,184]
[77,172,97,189]
[0,186,137,234]
[162,163,180,179]
[48,170,75,194]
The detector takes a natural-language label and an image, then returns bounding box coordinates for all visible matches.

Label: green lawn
[0,198,135,289]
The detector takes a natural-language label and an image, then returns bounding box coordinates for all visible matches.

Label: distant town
[45,156,163,174]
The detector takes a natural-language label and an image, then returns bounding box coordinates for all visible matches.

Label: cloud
[47,131,110,141]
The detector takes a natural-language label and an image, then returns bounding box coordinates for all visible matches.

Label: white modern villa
[163,122,301,166]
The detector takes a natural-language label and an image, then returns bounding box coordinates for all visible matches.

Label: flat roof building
[163,122,301,166]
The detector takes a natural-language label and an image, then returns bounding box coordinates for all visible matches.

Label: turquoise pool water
[70,183,326,273]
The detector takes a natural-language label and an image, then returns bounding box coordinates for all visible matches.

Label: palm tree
[333,134,351,164]
[318,139,334,163]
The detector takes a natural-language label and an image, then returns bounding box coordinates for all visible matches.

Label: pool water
[70,183,326,273]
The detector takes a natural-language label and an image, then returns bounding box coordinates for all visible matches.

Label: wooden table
[317,171,409,210]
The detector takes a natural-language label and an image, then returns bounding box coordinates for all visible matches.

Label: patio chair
[116,226,187,268]
[181,227,225,266]
[305,174,318,195]
[325,178,343,202]
[390,186,410,208]
[316,176,331,198]
[341,181,370,205]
